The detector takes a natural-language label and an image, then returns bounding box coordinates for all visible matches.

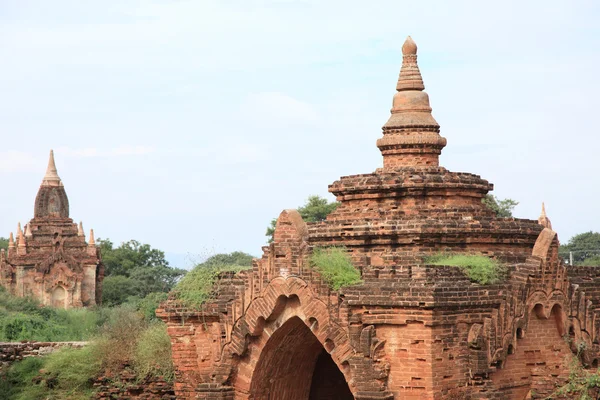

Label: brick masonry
[158,37,600,399]
[0,150,103,308]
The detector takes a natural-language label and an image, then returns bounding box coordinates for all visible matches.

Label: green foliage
[548,353,600,399]
[0,236,8,250]
[425,254,505,285]
[173,264,250,309]
[172,252,253,309]
[130,292,169,321]
[0,356,45,399]
[560,231,600,265]
[133,322,174,382]
[101,275,139,307]
[309,247,362,290]
[0,346,101,400]
[581,256,600,266]
[266,195,340,242]
[98,239,186,306]
[200,251,254,268]
[482,194,518,218]
[298,195,340,222]
[0,287,103,341]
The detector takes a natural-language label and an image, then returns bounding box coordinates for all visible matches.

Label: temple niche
[0,150,103,308]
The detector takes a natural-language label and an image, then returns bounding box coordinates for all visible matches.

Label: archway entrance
[249,316,353,400]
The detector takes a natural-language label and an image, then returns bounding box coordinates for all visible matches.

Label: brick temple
[0,150,103,308]
[159,37,600,399]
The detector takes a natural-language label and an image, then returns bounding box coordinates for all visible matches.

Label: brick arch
[221,276,357,399]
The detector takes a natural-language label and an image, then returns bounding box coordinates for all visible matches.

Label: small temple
[156,36,600,400]
[0,150,103,308]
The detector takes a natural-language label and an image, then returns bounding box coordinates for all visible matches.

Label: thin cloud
[0,151,39,174]
[56,146,155,158]
[242,92,319,124]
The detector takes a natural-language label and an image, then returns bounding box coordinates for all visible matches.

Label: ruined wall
[0,341,87,372]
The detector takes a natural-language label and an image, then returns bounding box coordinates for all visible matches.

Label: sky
[1,0,599,268]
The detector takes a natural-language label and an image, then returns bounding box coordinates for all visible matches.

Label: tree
[482,194,518,218]
[265,195,340,243]
[98,239,186,306]
[560,231,600,265]
[199,251,254,268]
[0,237,7,250]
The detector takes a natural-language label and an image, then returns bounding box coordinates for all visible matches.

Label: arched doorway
[51,286,66,308]
[249,316,353,400]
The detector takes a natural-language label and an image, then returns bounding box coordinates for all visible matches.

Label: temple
[0,150,103,308]
[159,37,600,399]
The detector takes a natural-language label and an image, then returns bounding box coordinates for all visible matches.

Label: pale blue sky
[1,1,599,267]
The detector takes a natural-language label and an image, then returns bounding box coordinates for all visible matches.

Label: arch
[51,285,66,308]
[249,316,353,400]
[223,276,357,398]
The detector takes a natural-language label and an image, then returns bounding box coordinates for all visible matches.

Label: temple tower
[0,150,103,308]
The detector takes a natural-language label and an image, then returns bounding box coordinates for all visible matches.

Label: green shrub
[94,305,147,374]
[2,346,101,400]
[133,322,174,382]
[173,264,250,309]
[309,247,362,290]
[0,356,45,399]
[425,253,505,285]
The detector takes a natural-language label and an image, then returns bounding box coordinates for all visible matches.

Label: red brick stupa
[159,37,600,400]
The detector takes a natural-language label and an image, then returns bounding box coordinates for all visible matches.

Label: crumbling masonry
[0,151,103,308]
[159,37,600,399]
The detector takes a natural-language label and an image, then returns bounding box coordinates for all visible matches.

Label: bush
[309,247,362,290]
[0,302,102,342]
[133,322,174,382]
[0,356,45,399]
[93,305,146,374]
[173,263,250,309]
[425,253,505,285]
[1,346,101,400]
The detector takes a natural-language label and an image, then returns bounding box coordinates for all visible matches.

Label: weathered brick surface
[159,37,600,399]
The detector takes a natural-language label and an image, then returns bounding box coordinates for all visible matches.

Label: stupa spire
[538,202,553,230]
[88,229,95,246]
[41,150,62,187]
[78,222,84,237]
[17,223,26,248]
[24,224,32,238]
[8,232,15,249]
[377,36,447,170]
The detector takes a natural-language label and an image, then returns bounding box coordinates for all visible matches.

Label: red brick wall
[490,305,570,399]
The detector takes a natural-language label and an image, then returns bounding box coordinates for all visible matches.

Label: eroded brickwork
[0,151,103,308]
[159,37,600,399]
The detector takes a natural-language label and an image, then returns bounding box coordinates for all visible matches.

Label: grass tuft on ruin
[172,264,251,309]
[425,253,505,285]
[309,246,362,290]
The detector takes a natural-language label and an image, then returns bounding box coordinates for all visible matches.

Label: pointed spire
[78,222,84,237]
[8,232,15,249]
[538,202,553,230]
[17,223,26,248]
[41,150,62,187]
[396,36,424,91]
[88,229,95,246]
[24,224,32,238]
[377,36,446,169]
